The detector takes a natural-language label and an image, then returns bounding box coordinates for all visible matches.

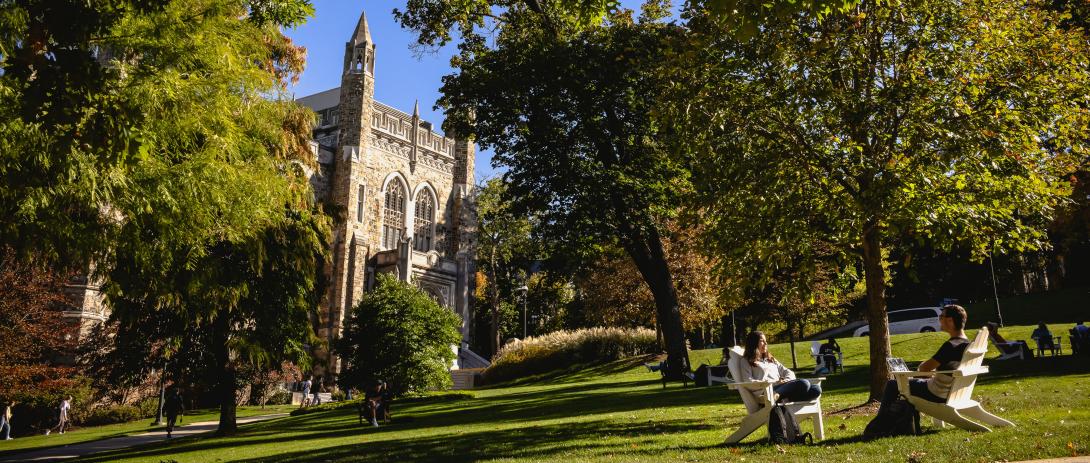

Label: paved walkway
[0,413,288,462]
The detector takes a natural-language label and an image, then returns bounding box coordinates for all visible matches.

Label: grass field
[0,405,294,458]
[54,324,1089,463]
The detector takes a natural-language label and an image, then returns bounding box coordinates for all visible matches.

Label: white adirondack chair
[810,341,843,374]
[892,326,1016,432]
[724,346,825,443]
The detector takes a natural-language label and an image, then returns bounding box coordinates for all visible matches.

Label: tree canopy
[336,274,463,398]
[667,0,1090,398]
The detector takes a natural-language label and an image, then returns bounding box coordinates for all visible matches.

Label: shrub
[136,396,159,417]
[335,274,462,398]
[266,390,292,406]
[8,375,96,436]
[481,327,658,384]
[82,404,143,426]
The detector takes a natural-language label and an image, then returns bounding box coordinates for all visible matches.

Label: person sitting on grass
[739,331,822,403]
[875,305,968,415]
[362,380,390,427]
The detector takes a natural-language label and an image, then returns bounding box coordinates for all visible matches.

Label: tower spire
[413,99,420,117]
[350,9,372,46]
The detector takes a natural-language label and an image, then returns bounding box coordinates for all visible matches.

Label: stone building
[296,9,485,373]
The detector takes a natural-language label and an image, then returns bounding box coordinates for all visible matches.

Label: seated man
[739,331,822,403]
[876,305,969,415]
[1073,322,1090,355]
[819,338,842,373]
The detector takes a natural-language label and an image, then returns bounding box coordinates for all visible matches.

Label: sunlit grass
[64,325,1090,463]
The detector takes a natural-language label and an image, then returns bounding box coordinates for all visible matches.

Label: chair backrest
[945,327,989,406]
[727,346,762,413]
[810,341,821,356]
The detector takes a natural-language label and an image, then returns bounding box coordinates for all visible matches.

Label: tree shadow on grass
[77,418,720,463]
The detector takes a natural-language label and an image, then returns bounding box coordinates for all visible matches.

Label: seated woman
[740,331,821,403]
[1032,322,1056,351]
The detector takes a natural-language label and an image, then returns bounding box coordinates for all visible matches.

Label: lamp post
[516,285,529,339]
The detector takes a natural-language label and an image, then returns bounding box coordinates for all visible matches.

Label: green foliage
[0,0,315,268]
[439,1,694,377]
[7,376,96,436]
[668,0,1090,396]
[482,327,658,384]
[82,405,145,427]
[336,275,463,398]
[395,0,620,48]
[288,399,360,416]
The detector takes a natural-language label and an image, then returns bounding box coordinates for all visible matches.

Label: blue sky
[284,0,502,181]
[284,0,657,182]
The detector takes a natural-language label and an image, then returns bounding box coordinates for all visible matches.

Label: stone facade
[296,9,477,373]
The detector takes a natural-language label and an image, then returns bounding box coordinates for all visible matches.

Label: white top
[59,400,70,418]
[739,358,796,397]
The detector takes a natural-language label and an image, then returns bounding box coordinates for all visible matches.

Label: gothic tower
[323,12,376,362]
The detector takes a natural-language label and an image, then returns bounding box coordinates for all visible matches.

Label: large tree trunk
[489,243,502,356]
[623,228,689,380]
[861,223,892,401]
[213,315,238,436]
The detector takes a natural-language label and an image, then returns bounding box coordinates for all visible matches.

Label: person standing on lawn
[164,388,184,438]
[1,400,14,440]
[874,305,969,415]
[45,396,71,435]
[740,331,822,402]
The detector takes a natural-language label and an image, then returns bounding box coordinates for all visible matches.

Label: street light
[516,285,529,339]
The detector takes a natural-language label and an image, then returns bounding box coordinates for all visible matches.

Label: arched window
[382,180,406,250]
[413,189,435,252]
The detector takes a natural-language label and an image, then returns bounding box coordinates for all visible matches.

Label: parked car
[853,307,942,337]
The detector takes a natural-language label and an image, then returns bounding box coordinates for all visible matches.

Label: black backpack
[864,395,921,439]
[768,404,813,445]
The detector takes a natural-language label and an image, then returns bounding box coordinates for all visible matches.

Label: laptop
[886,357,910,372]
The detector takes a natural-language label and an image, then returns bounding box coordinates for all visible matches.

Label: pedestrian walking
[163,388,184,439]
[1,400,14,440]
[45,396,71,435]
[300,377,312,408]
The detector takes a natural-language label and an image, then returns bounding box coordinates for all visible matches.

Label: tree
[336,275,463,398]
[0,0,313,268]
[475,178,537,355]
[96,207,329,434]
[429,4,695,379]
[0,250,76,400]
[578,220,723,341]
[669,0,1090,398]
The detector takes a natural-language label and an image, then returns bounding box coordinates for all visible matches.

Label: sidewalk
[0,413,288,462]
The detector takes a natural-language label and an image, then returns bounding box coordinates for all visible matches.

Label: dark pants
[773,379,822,402]
[878,379,944,415]
[166,414,178,435]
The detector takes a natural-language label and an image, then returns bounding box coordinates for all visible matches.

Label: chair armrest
[727,380,773,390]
[799,377,826,385]
[891,370,950,378]
[892,366,988,378]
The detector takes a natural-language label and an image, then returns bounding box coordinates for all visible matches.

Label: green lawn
[60,325,1090,463]
[0,405,294,458]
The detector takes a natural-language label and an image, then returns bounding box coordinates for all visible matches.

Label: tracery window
[382,180,406,250]
[413,189,435,252]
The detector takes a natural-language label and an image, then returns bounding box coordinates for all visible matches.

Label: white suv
[853,307,942,337]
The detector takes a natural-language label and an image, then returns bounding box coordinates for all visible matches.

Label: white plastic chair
[892,326,1016,433]
[724,346,825,443]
